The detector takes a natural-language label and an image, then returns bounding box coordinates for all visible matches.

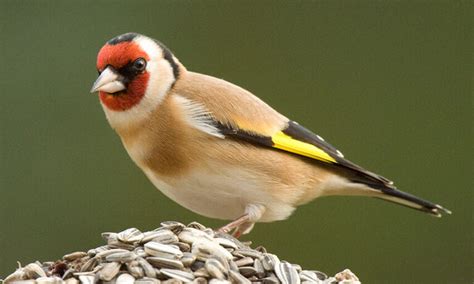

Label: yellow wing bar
[271,131,336,163]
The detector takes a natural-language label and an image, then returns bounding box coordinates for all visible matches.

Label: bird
[90,32,450,236]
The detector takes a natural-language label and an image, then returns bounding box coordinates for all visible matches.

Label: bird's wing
[175,71,393,186]
[215,119,394,186]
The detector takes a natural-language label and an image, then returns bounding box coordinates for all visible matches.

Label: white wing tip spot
[336,150,344,158]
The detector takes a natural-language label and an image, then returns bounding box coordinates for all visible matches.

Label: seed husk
[63,252,87,262]
[147,257,185,270]
[145,242,183,259]
[275,261,300,284]
[161,268,195,282]
[117,228,144,244]
[105,251,137,262]
[98,262,121,281]
[116,273,135,284]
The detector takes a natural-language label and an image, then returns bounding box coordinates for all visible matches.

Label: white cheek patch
[102,36,176,130]
[145,57,175,106]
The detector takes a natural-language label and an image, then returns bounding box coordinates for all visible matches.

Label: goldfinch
[90,33,450,236]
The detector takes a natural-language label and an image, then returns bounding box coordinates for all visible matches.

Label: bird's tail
[329,157,451,217]
[369,184,451,217]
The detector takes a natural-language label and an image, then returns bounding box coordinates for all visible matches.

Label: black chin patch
[107,33,139,45]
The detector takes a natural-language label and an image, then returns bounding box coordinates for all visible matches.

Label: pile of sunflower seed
[3,221,360,284]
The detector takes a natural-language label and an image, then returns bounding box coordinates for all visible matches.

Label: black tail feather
[329,156,451,217]
[374,186,451,217]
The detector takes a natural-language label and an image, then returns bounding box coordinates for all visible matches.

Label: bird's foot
[217,204,265,237]
[217,213,250,237]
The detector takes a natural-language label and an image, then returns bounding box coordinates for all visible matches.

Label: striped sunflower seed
[275,261,300,284]
[147,257,184,270]
[161,269,195,282]
[118,228,144,244]
[144,242,183,259]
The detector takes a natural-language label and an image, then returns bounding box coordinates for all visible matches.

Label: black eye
[133,58,147,72]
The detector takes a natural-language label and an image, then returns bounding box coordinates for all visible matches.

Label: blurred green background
[0,1,471,282]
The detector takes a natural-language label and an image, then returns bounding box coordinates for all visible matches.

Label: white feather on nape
[174,95,224,139]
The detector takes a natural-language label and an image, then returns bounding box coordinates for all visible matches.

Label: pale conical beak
[90,67,126,93]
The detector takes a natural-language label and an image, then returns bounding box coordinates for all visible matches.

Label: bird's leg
[218,204,265,237]
[218,214,250,235]
[232,222,255,238]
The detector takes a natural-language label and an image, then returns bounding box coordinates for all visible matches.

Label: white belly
[142,166,295,222]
